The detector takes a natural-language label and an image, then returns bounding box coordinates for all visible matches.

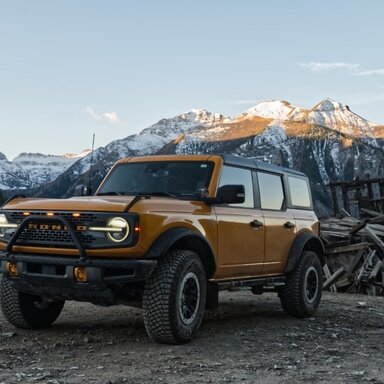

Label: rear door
[214,165,265,280]
[257,171,296,275]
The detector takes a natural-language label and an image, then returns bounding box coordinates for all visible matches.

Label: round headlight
[106,217,130,243]
[0,214,9,237]
[0,214,8,224]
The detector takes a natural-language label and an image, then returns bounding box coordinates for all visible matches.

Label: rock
[1,332,17,338]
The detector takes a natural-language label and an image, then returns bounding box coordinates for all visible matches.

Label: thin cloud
[86,107,102,121]
[103,111,120,124]
[86,107,121,125]
[299,62,359,72]
[354,68,384,76]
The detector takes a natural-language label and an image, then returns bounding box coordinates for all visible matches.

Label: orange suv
[0,155,324,344]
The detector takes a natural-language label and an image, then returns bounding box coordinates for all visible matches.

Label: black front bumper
[0,252,157,304]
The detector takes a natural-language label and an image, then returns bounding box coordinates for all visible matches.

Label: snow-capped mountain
[2,99,384,216]
[242,99,377,138]
[141,109,231,139]
[0,151,90,191]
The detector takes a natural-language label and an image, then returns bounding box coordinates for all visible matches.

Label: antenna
[87,133,96,194]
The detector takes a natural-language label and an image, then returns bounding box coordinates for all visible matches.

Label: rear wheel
[280,251,322,318]
[0,274,64,329]
[143,249,206,344]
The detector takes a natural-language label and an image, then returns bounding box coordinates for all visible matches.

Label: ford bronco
[0,154,324,344]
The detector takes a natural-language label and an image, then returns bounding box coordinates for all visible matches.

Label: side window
[257,172,285,210]
[219,165,254,208]
[288,176,311,208]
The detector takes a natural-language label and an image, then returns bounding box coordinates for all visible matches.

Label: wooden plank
[323,267,345,289]
[369,215,384,224]
[322,217,358,225]
[341,208,351,217]
[320,231,350,238]
[346,248,365,274]
[326,242,369,255]
[350,220,368,235]
[360,208,381,217]
[355,250,376,284]
[365,226,384,252]
[320,223,355,231]
[369,260,383,281]
[324,240,350,250]
[366,223,384,235]
[322,264,337,292]
[335,277,353,288]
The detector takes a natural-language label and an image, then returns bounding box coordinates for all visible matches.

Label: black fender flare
[145,227,216,278]
[284,232,325,273]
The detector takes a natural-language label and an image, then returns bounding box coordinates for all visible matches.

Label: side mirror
[74,185,92,197]
[203,184,245,205]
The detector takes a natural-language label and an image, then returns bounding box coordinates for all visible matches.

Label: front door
[213,165,265,280]
[214,206,265,279]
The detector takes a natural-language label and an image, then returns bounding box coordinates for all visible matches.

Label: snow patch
[243,100,297,120]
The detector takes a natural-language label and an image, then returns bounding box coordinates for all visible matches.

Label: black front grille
[2,210,138,250]
[13,228,95,247]
[5,211,100,249]
[9,211,97,224]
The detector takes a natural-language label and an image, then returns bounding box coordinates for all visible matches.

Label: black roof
[221,154,306,177]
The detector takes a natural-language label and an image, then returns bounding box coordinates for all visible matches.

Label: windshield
[97,161,214,198]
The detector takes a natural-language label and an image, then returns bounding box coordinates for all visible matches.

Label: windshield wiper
[137,191,180,199]
[97,191,124,196]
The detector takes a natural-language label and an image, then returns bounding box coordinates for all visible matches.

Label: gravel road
[1,291,383,384]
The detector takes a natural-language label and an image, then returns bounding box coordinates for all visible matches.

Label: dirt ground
[0,291,383,384]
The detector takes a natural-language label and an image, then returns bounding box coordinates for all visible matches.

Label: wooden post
[341,184,349,213]
[367,180,374,208]
[330,185,339,216]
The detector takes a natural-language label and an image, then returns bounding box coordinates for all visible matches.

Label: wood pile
[320,209,384,296]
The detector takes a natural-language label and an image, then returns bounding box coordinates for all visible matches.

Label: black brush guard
[0,215,156,304]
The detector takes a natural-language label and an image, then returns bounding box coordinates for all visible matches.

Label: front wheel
[0,274,64,329]
[143,249,207,344]
[280,251,322,318]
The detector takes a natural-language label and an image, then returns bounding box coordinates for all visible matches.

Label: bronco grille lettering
[27,223,88,231]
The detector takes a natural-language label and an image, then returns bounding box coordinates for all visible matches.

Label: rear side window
[288,176,311,208]
[257,172,285,210]
[219,165,254,208]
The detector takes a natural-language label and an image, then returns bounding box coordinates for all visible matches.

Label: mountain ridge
[1,98,383,216]
[0,150,90,191]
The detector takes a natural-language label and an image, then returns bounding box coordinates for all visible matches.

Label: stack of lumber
[320,209,384,296]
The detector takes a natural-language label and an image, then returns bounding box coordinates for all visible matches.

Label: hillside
[0,151,90,191]
[3,99,384,216]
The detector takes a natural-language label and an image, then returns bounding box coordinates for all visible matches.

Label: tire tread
[143,249,206,344]
[0,274,64,329]
[280,251,322,318]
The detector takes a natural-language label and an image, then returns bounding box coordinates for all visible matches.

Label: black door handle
[250,219,263,228]
[284,221,295,229]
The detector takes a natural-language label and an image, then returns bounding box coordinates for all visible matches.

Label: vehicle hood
[1,196,136,213]
[1,195,209,214]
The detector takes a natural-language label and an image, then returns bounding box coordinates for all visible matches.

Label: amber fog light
[7,262,19,277]
[106,217,129,243]
[74,267,88,282]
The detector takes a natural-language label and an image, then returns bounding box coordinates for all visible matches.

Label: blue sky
[1,0,384,160]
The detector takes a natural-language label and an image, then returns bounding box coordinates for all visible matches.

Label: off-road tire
[0,274,64,329]
[280,251,322,318]
[143,249,207,344]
